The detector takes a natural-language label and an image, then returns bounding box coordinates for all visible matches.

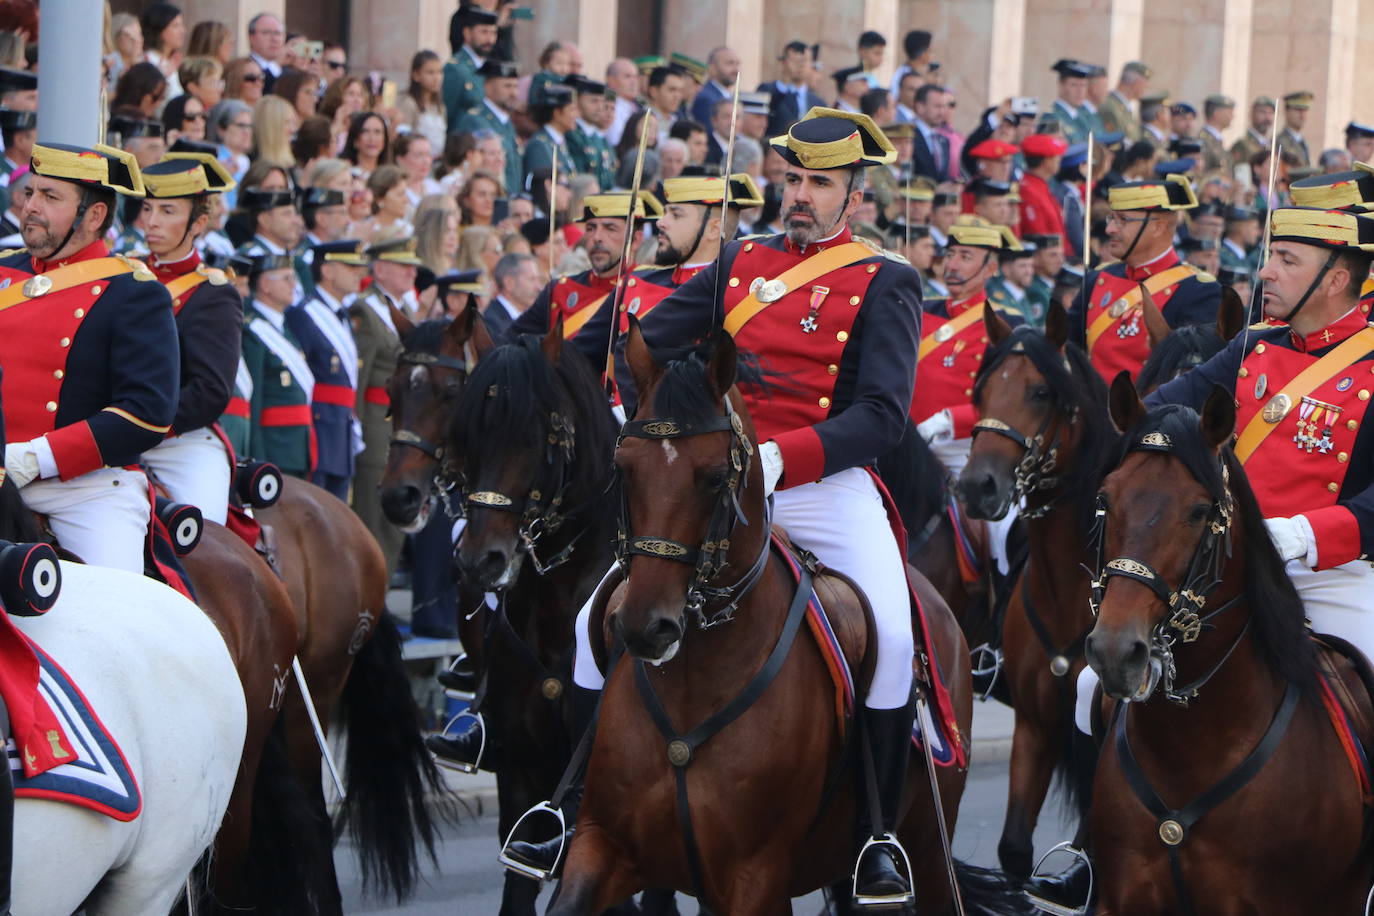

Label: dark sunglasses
[184,111,207,121]
[325,60,346,72]
[242,73,263,83]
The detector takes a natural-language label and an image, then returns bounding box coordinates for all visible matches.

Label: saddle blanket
[6,643,141,821]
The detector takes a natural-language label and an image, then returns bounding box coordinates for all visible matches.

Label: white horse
[11,561,245,915]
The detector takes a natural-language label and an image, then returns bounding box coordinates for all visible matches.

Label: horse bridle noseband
[970,367,1074,519]
[1088,431,1242,705]
[615,397,771,628]
[389,348,472,518]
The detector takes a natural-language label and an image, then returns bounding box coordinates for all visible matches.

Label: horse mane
[1135,324,1227,395]
[1115,405,1316,693]
[400,317,452,354]
[975,326,1116,528]
[451,335,617,502]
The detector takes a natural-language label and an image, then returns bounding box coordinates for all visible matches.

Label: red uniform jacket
[909,291,994,436]
[1017,173,1070,253]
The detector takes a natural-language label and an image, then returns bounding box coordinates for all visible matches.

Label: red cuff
[772,427,825,489]
[45,422,103,481]
[949,403,979,439]
[1304,506,1361,570]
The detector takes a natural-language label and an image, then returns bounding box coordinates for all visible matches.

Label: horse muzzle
[1086,623,1154,701]
[612,608,684,665]
[456,541,521,592]
[380,482,428,529]
[956,461,1015,521]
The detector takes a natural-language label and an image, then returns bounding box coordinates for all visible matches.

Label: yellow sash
[165,272,209,313]
[562,291,612,338]
[723,242,874,336]
[917,302,985,362]
[0,257,135,313]
[1085,264,1196,350]
[1233,326,1374,463]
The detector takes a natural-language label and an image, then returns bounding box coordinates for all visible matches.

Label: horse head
[610,320,764,663]
[1135,290,1245,396]
[957,302,1108,521]
[1085,377,1240,701]
[379,300,493,532]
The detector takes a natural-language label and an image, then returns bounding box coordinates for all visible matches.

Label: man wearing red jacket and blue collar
[1069,174,1222,384]
[0,142,178,574]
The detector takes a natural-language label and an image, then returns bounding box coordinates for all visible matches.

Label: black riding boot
[1023,827,1095,916]
[853,702,915,909]
[426,718,489,771]
[503,685,599,876]
[436,654,478,694]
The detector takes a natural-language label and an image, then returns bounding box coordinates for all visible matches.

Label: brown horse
[955,304,1114,882]
[550,325,1003,915]
[1085,379,1372,914]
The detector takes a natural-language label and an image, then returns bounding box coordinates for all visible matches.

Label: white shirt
[493,295,522,321]
[576,118,605,140]
[462,46,485,69]
[1204,124,1224,143]
[250,53,282,79]
[609,96,638,147]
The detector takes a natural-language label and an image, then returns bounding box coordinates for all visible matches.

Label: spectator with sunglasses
[161,93,207,144]
[224,57,265,104]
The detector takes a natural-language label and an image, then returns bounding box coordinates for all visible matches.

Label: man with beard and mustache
[502,108,935,909]
[0,142,178,574]
[442,5,499,135]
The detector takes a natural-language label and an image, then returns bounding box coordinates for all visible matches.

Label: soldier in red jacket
[0,143,178,573]
[1017,133,1071,253]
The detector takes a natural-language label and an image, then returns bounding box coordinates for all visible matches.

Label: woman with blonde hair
[104,13,143,94]
[415,207,460,274]
[321,76,371,155]
[304,157,352,192]
[224,56,265,104]
[251,95,298,167]
[456,224,503,296]
[458,170,501,228]
[187,20,233,64]
[356,164,411,241]
[179,56,224,109]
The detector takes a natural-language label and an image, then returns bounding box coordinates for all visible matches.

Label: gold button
[866,264,877,273]
[44,401,56,412]
[745,242,754,251]
[59,337,70,347]
[52,370,63,380]
[74,308,85,317]
[1361,390,1371,401]
[628,278,636,287]
[1338,452,1349,463]
[1255,343,1266,353]
[818,396,831,408]
[969,371,977,378]
[1238,367,1249,378]
[729,277,740,287]
[827,364,838,375]
[849,296,859,305]
[1348,419,1359,431]
[1097,277,1105,286]
[964,388,973,396]
[1329,482,1340,493]
[980,336,988,343]
[836,330,848,342]
[619,303,627,311]
[88,286,99,295]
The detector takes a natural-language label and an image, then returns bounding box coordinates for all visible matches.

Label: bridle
[388,348,472,519]
[615,394,771,629]
[1088,430,1242,705]
[969,344,1075,519]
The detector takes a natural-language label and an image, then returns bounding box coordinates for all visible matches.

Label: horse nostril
[976,473,998,497]
[1126,638,1149,672]
[646,616,682,650]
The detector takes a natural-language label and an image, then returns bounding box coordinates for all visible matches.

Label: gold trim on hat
[581,190,664,220]
[1108,174,1197,212]
[1290,179,1369,211]
[947,224,1020,250]
[30,143,145,197]
[662,173,765,208]
[1270,208,1374,250]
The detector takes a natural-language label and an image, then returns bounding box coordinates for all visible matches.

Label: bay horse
[1085,379,1372,914]
[551,323,1014,915]
[446,319,623,916]
[1134,289,1245,396]
[955,303,1115,882]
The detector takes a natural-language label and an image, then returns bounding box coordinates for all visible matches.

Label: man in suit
[482,252,541,342]
[1097,61,1149,142]
[690,46,739,127]
[911,84,951,181]
[442,6,499,136]
[246,12,284,94]
[456,59,523,197]
[761,40,818,139]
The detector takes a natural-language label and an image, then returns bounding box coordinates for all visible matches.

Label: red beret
[967,139,1018,160]
[1022,134,1069,157]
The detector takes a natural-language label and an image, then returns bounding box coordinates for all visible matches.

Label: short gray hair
[207,99,252,144]
[731,137,763,176]
[494,251,535,291]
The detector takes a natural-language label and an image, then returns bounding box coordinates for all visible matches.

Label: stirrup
[498,801,567,883]
[1025,842,1094,916]
[1365,884,1374,916]
[970,642,1003,701]
[430,709,485,774]
[851,833,915,910]
[442,653,476,700]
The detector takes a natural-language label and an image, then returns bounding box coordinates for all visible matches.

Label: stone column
[1020,0,1142,106]
[900,0,1023,130]
[1141,0,1252,143]
[654,0,764,95]
[864,0,900,88]
[1249,0,1357,152]
[179,0,286,57]
[347,0,449,83]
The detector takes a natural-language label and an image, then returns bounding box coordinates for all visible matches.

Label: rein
[970,398,1072,520]
[389,348,473,519]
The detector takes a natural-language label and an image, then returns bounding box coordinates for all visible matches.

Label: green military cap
[1253,95,1276,109]
[669,52,706,83]
[1283,90,1314,110]
[634,55,666,74]
[367,236,424,266]
[1204,94,1235,109]
[1140,91,1171,107]
[1122,61,1152,79]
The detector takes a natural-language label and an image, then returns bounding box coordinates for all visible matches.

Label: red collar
[1123,247,1180,282]
[147,249,201,284]
[948,290,987,314]
[31,238,109,274]
[783,225,854,257]
[672,263,708,285]
[1287,307,1371,353]
[586,268,620,292]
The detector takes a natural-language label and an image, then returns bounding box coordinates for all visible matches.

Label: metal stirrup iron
[498,801,568,882]
[1025,842,1094,916]
[430,708,486,775]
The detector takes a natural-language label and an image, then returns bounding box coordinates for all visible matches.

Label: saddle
[1313,634,1374,806]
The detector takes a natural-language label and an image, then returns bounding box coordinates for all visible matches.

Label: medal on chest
[1116,309,1142,338]
[800,285,829,333]
[280,370,291,387]
[942,339,966,368]
[1292,395,1341,454]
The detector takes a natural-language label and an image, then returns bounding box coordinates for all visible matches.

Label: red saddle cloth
[0,617,73,778]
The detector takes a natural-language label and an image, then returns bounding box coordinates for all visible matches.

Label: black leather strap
[400,350,469,373]
[1020,565,1089,676]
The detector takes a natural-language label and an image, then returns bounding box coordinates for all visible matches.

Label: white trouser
[142,428,231,525]
[1075,559,1374,734]
[19,468,149,574]
[574,467,915,709]
[931,434,1018,576]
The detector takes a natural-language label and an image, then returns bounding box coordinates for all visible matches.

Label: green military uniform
[1200,126,1228,173]
[1097,90,1141,141]
[1026,274,1053,327]
[242,299,314,479]
[523,127,576,187]
[112,220,144,255]
[443,47,485,136]
[867,164,902,213]
[457,101,522,197]
[1230,125,1269,169]
[1278,127,1310,168]
[293,249,315,298]
[986,274,1036,325]
[1048,99,1102,146]
[568,121,616,189]
[1219,238,1259,273]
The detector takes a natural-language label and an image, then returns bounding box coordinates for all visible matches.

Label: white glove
[1264,516,1316,566]
[4,440,42,489]
[917,409,954,444]
[759,440,784,496]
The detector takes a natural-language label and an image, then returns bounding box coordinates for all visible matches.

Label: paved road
[336,759,1072,914]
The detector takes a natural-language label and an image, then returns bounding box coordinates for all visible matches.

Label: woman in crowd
[321,76,371,155]
[141,3,186,98]
[304,157,353,193]
[292,116,335,183]
[434,132,478,194]
[458,169,501,227]
[187,19,233,64]
[161,93,206,144]
[252,95,299,167]
[105,12,143,92]
[455,225,502,298]
[343,110,391,177]
[345,168,374,238]
[397,50,446,152]
[274,68,319,122]
[224,57,265,104]
[362,164,413,240]
[415,206,460,275]
[179,56,223,110]
[394,133,440,214]
[208,98,254,190]
[112,62,168,119]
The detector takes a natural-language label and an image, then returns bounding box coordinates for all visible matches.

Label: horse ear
[541,315,565,366]
[1216,287,1245,342]
[1200,384,1236,451]
[1044,300,1069,351]
[389,300,416,341]
[625,315,663,398]
[984,300,1012,346]
[707,331,738,397]
[1139,284,1171,351]
[1108,370,1147,432]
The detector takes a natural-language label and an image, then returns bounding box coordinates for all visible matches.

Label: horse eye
[704,471,726,490]
[1030,385,1052,402]
[1188,503,1210,523]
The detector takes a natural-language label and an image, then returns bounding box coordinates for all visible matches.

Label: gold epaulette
[1248,321,1272,330]
[1193,270,1217,283]
[0,247,24,259]
[199,265,229,286]
[854,233,910,264]
[114,253,155,281]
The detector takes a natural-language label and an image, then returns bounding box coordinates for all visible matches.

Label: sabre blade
[292,655,347,800]
[919,692,966,916]
[602,111,654,393]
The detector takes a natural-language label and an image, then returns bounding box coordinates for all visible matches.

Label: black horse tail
[954,860,1037,915]
[244,716,339,914]
[334,612,452,902]
[1050,692,1098,827]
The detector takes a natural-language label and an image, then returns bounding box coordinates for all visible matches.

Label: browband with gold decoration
[467,491,514,508]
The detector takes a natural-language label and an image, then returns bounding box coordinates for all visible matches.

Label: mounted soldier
[139,150,241,525]
[0,142,178,574]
